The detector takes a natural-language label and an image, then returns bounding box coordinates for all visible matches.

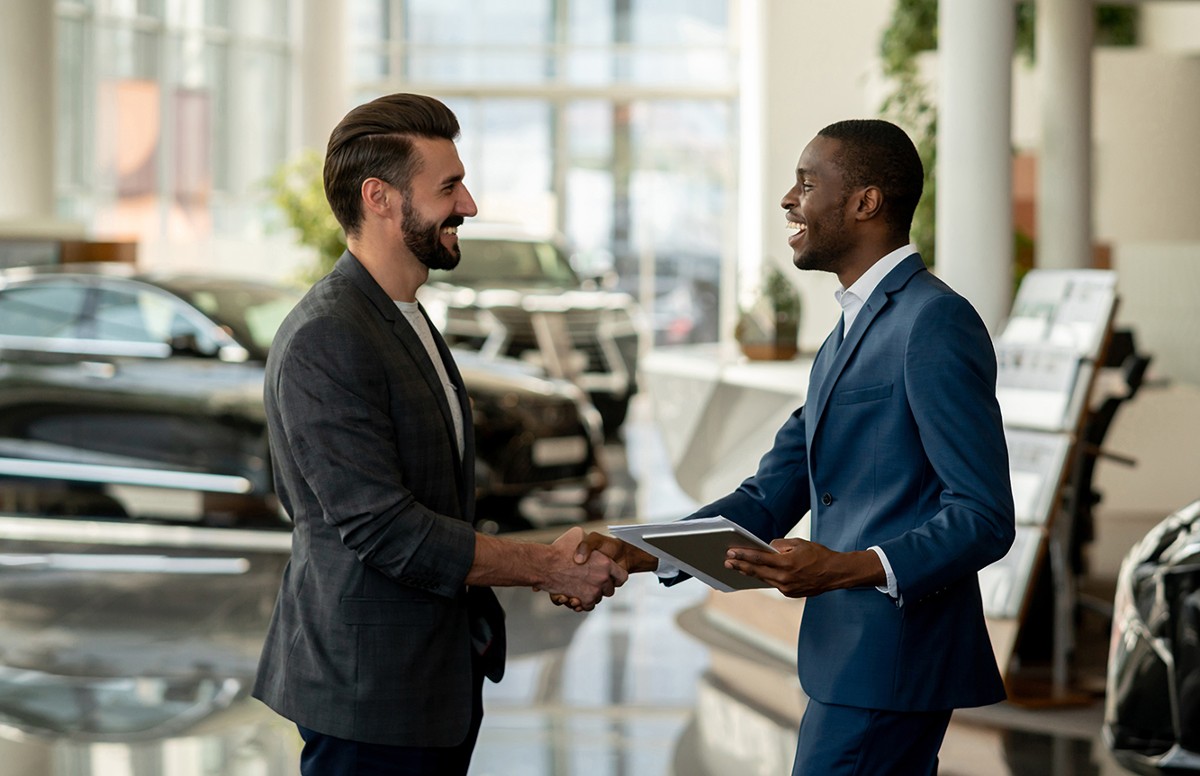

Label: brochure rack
[980,269,1119,704]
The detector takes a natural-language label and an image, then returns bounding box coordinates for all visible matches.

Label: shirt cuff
[868,545,902,605]
[655,560,680,579]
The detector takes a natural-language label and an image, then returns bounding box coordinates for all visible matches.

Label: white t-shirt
[395,301,465,457]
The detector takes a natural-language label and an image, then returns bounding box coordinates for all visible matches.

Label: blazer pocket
[341,596,437,625]
[833,383,893,405]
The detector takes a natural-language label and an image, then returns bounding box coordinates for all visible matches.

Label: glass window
[0,285,89,339]
[400,0,553,84]
[90,288,204,344]
[175,283,300,356]
[91,288,158,342]
[56,16,93,191]
[564,100,615,270]
[405,0,550,45]
[56,1,294,242]
[449,98,554,231]
[232,0,289,38]
[348,0,739,345]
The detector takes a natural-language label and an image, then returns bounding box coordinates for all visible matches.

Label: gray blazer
[253,251,505,747]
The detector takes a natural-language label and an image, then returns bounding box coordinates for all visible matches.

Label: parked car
[418,225,647,437]
[1104,497,1200,774]
[0,263,605,527]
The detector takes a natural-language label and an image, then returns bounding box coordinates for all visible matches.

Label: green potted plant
[265,149,346,284]
[735,265,802,360]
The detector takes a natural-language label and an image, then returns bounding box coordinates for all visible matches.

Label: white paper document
[609,516,777,592]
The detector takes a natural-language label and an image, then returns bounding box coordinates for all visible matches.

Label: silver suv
[420,227,647,437]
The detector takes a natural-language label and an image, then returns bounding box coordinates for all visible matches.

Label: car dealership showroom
[2,1,1200,775]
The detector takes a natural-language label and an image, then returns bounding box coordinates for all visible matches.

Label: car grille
[484,307,635,376]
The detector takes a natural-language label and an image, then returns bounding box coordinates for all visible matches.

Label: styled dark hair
[323,93,461,237]
[817,119,923,235]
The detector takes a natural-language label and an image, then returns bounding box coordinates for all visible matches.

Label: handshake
[535,528,659,612]
[536,525,869,610]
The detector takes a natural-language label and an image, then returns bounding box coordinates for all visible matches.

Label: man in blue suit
[566,119,1015,774]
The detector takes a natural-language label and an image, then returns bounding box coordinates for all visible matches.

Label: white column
[0,0,55,221]
[300,0,349,152]
[1036,0,1094,270]
[935,0,1015,334]
[733,0,767,341]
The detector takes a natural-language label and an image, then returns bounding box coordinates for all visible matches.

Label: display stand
[980,269,1119,706]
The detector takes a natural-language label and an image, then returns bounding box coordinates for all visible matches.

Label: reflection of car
[419,226,646,436]
[1104,497,1200,774]
[0,264,605,525]
[0,528,290,742]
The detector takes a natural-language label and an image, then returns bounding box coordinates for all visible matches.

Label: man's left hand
[724,539,883,598]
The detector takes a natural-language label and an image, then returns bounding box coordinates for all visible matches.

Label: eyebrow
[440,173,465,187]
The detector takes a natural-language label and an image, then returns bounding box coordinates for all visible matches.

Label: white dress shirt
[837,244,917,604]
[657,247,919,598]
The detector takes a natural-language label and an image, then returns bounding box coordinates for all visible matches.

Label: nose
[458,185,479,218]
[780,185,798,211]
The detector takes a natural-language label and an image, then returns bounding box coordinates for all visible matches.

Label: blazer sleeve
[686,404,814,543]
[877,293,1016,602]
[273,313,475,599]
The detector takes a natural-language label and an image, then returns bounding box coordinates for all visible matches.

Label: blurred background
[3,1,1200,774]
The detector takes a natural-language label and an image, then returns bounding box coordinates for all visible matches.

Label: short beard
[793,246,839,274]
[793,192,850,274]
[402,195,462,271]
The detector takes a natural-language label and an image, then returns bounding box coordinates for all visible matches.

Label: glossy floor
[0,397,1133,776]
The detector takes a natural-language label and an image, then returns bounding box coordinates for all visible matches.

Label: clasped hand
[534,527,629,612]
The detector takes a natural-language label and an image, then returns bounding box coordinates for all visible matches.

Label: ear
[361,178,397,219]
[853,186,884,222]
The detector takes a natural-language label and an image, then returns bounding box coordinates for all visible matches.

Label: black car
[0,263,605,527]
[419,226,646,436]
[1104,497,1200,774]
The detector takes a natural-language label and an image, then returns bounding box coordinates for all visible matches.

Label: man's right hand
[536,527,629,612]
[548,531,658,609]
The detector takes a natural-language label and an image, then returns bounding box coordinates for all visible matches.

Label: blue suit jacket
[689,254,1015,711]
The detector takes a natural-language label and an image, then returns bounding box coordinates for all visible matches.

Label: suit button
[821,492,833,506]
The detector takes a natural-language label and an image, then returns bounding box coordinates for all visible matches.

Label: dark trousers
[298,661,485,776]
[791,698,952,776]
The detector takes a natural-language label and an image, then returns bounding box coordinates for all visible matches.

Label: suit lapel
[806,254,926,448]
[334,253,472,511]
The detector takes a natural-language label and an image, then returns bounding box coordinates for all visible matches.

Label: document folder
[609,516,777,592]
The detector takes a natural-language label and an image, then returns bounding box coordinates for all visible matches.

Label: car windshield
[163,280,302,359]
[432,238,579,288]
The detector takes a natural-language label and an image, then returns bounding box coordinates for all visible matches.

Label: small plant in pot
[735,265,802,360]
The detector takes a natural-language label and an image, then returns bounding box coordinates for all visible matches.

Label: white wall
[1140,1,1200,52]
[753,0,893,352]
[1092,50,1200,244]
[1111,241,1200,385]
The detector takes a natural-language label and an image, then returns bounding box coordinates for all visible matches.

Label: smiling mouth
[786,221,806,244]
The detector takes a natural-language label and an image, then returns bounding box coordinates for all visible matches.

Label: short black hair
[323,93,461,237]
[817,119,924,235]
